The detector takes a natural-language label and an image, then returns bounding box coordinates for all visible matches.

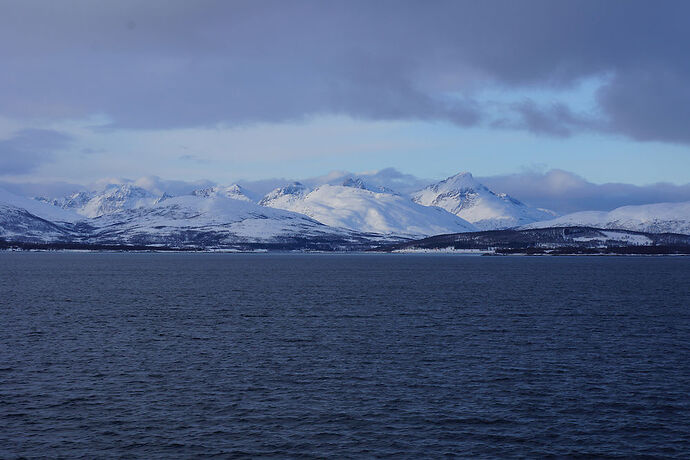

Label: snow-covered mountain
[259,182,309,208]
[521,201,690,235]
[0,188,86,242]
[190,184,256,202]
[37,191,92,211]
[37,184,158,218]
[39,183,259,219]
[295,168,430,195]
[2,188,82,224]
[1,186,379,248]
[411,172,556,230]
[260,180,476,237]
[0,204,76,242]
[87,193,371,247]
[5,169,690,249]
[339,177,397,194]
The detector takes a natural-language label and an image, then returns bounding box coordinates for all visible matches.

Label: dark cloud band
[0,0,688,143]
[0,129,72,174]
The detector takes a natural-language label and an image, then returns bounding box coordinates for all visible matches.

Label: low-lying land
[373,227,690,255]
[4,226,690,255]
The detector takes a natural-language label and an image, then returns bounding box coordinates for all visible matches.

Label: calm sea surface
[1,253,689,458]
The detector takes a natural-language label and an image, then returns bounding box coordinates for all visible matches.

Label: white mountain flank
[5,170,689,247]
[2,188,82,223]
[88,192,362,245]
[260,180,476,237]
[0,188,84,242]
[37,182,258,219]
[521,201,690,234]
[37,184,158,218]
[412,172,556,230]
[190,184,255,202]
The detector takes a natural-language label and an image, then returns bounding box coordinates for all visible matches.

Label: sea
[1,252,689,458]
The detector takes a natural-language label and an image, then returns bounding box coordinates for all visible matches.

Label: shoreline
[2,247,689,256]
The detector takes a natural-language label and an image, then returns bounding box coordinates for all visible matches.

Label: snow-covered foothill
[522,201,690,235]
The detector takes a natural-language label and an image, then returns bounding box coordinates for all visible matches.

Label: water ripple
[1,253,689,458]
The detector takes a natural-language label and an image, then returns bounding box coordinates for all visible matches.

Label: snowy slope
[88,193,369,246]
[0,204,76,242]
[296,168,432,195]
[191,184,256,202]
[521,201,690,235]
[0,188,86,242]
[37,184,159,218]
[412,172,556,230]
[3,185,386,247]
[1,188,83,223]
[260,182,476,237]
[36,191,92,211]
[75,184,158,218]
[41,183,259,220]
[259,182,309,208]
[338,177,398,194]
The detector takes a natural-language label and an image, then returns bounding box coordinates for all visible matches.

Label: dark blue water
[1,253,689,458]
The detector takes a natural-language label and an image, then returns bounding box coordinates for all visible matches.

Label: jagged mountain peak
[223,184,256,201]
[63,191,94,208]
[447,171,474,181]
[260,181,476,237]
[83,187,155,218]
[38,183,158,218]
[259,182,309,206]
[225,184,245,194]
[342,177,367,189]
[191,184,250,199]
[191,187,216,198]
[2,187,83,224]
[187,184,254,202]
[35,190,94,212]
[281,182,308,194]
[101,183,153,198]
[154,192,174,204]
[429,171,488,194]
[341,177,398,194]
[412,172,556,230]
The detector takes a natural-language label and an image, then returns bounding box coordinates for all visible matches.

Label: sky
[0,0,689,213]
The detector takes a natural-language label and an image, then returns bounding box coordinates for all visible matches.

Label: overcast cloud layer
[478,170,690,214]
[0,129,72,174]
[1,0,689,142]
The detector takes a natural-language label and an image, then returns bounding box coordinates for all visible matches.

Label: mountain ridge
[521,201,690,235]
[3,169,690,250]
[259,182,477,237]
[411,172,557,230]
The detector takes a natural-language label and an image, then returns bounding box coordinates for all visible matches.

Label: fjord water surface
[1,253,689,458]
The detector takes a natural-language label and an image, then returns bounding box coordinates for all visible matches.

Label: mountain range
[259,180,476,237]
[2,170,690,250]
